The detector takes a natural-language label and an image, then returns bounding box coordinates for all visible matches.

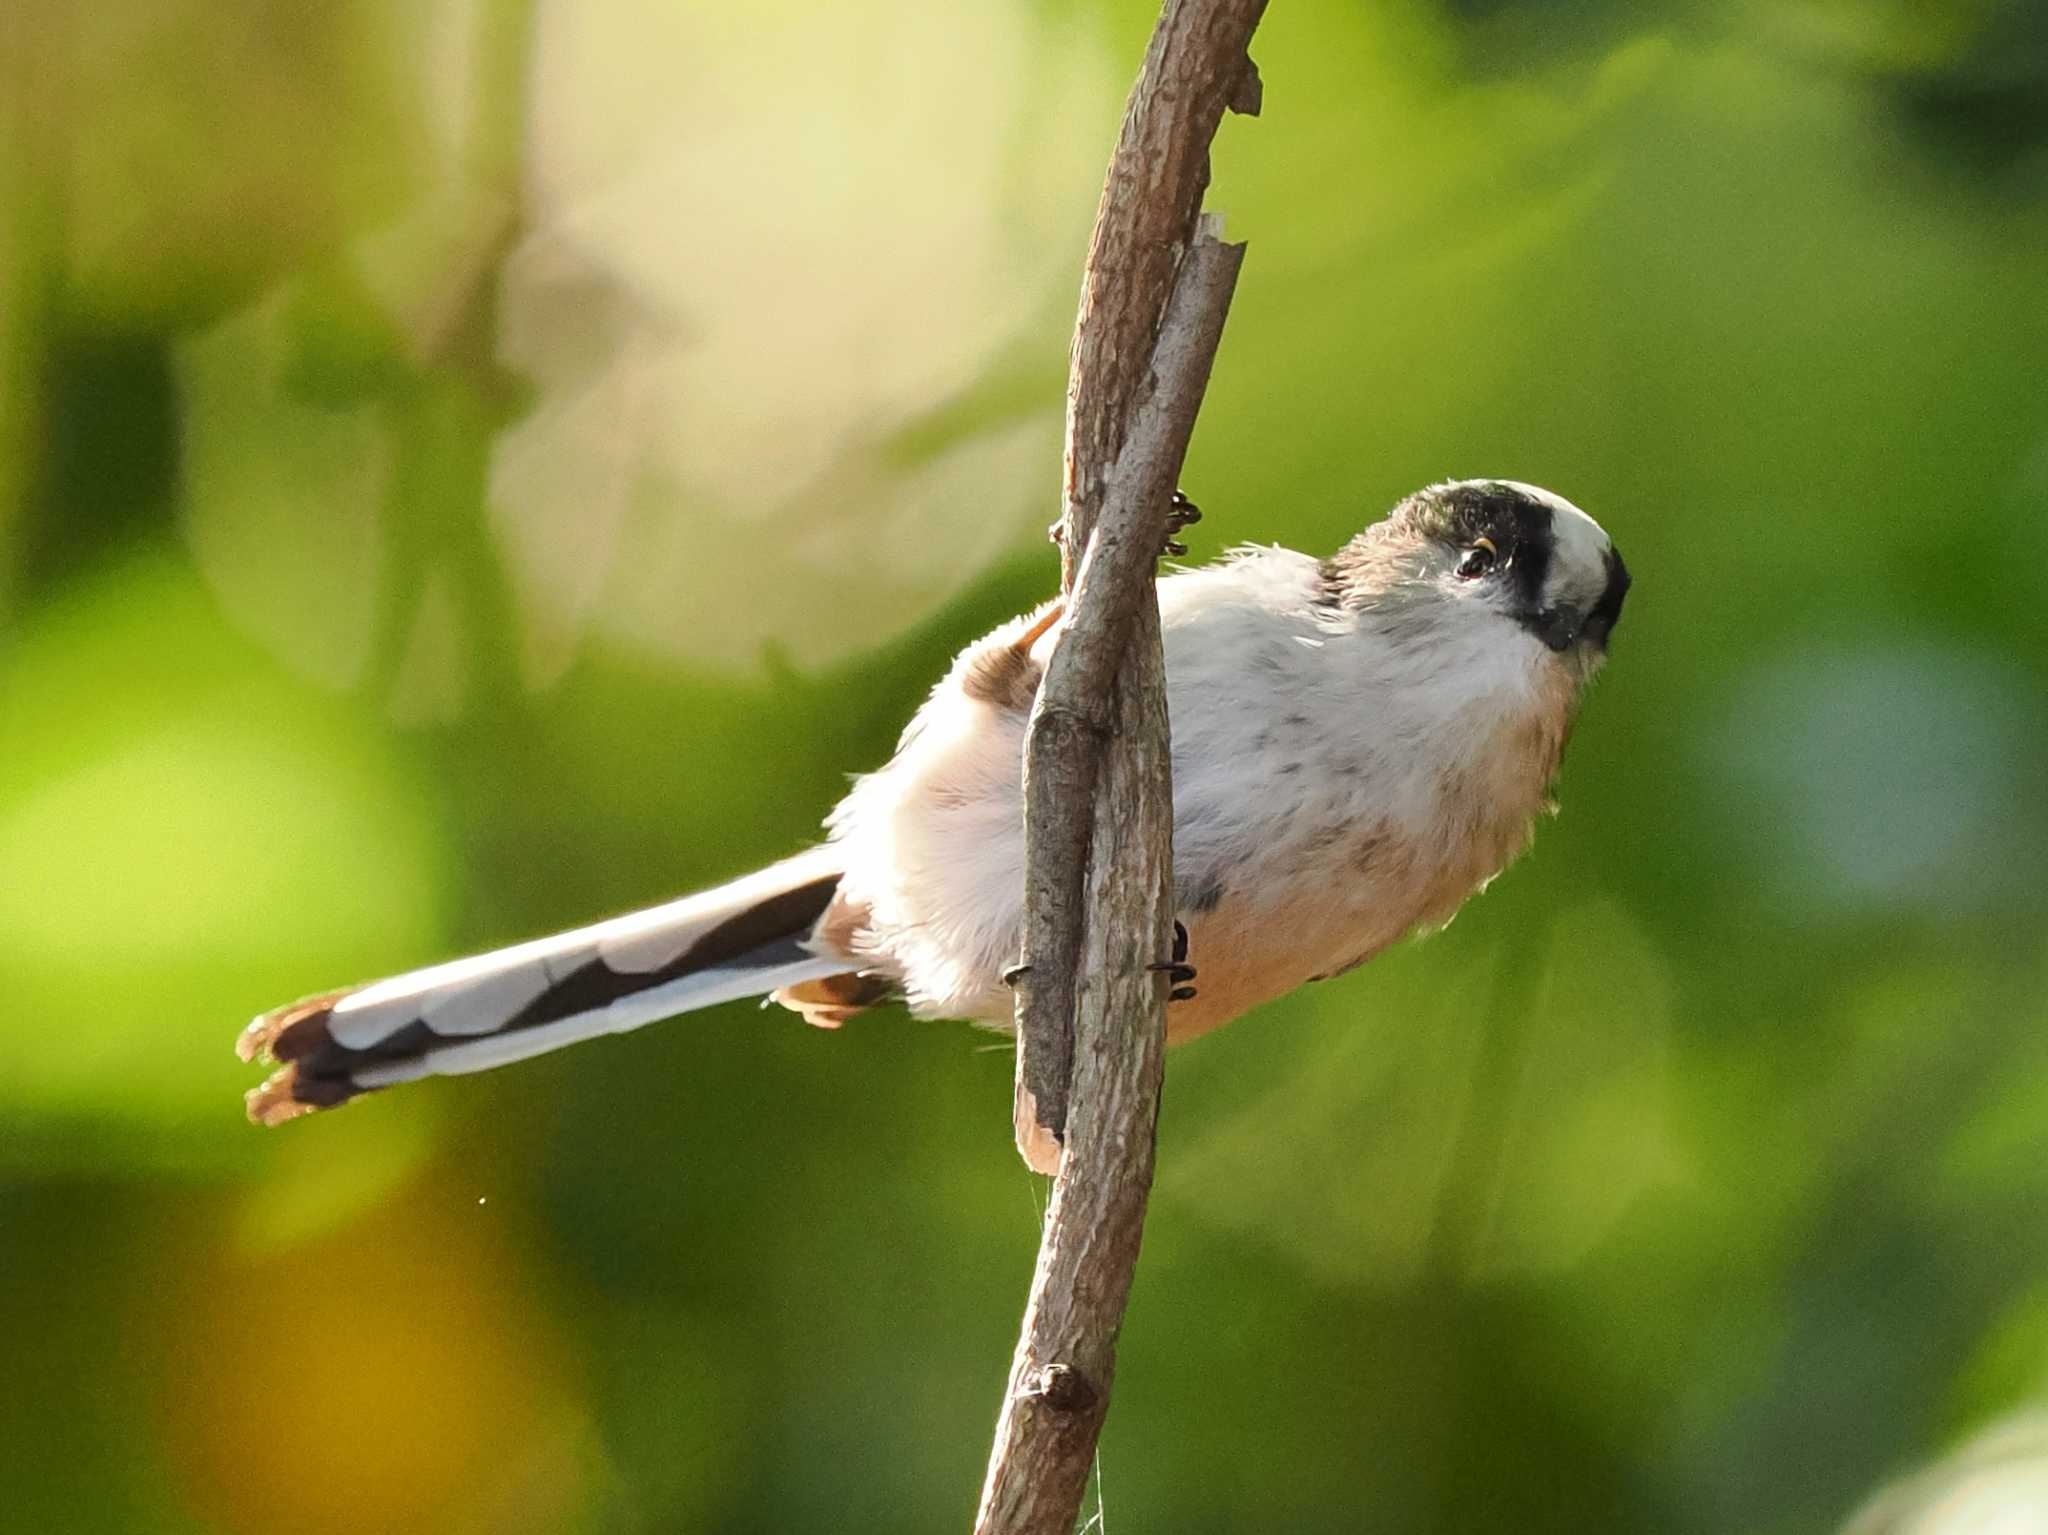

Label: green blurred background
[5,0,2047,1531]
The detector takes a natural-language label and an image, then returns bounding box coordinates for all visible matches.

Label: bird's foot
[1149,920,1197,1001]
[1044,490,1202,557]
[1161,490,1202,558]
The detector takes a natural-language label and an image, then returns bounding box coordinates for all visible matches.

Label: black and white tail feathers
[237,850,855,1125]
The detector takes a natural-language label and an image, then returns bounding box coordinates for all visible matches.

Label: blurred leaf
[178,280,400,691]
[0,119,41,618]
[1701,641,2048,925]
[57,0,435,324]
[0,558,448,1157]
[485,0,1111,677]
[1947,1292,2048,1440]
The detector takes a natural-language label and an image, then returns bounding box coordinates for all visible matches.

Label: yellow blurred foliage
[150,1172,591,1535]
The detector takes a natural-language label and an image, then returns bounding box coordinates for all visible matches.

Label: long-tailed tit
[238,479,1630,1129]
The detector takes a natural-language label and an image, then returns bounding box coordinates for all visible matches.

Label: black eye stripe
[1512,521,1552,609]
[1391,480,1566,607]
[1444,486,1551,604]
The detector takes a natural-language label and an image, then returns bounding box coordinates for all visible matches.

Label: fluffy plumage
[239,479,1628,1125]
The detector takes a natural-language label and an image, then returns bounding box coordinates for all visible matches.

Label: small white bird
[238,479,1629,1127]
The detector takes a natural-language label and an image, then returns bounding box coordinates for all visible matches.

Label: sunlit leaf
[486,0,1114,675]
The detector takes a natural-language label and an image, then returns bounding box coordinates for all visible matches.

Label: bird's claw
[1050,491,1202,555]
[1161,490,1202,557]
[1151,920,1196,1001]
[1001,961,1032,987]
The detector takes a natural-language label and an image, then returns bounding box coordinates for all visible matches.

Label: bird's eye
[1457,538,1498,579]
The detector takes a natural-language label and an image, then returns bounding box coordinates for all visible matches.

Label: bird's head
[1332,479,1630,676]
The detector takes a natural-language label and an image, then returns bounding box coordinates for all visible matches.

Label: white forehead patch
[1496,480,1611,602]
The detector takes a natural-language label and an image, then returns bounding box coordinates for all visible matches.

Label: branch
[976,0,1265,1529]
[1013,0,1267,1170]
[1009,230,1246,1161]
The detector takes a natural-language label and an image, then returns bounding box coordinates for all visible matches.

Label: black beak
[1533,607,1583,652]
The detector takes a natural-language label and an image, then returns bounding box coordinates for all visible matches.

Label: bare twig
[977,0,1266,1528]
[1012,0,1267,1165]
[1009,231,1246,1162]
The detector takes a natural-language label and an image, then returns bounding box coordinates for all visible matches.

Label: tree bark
[977,1,1266,1530]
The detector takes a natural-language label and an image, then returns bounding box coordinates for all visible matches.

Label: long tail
[237,850,853,1125]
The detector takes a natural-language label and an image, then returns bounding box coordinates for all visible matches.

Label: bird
[237,478,1630,1137]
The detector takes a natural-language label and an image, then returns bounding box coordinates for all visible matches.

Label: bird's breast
[1165,667,1576,1043]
